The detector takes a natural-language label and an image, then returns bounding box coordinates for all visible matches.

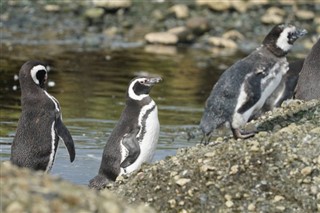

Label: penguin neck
[126,95,152,107]
[263,43,288,58]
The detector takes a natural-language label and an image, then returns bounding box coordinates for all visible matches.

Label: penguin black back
[295,38,320,100]
[11,60,75,172]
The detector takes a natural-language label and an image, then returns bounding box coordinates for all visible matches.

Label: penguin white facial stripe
[44,91,60,112]
[136,100,156,139]
[45,121,56,172]
[30,65,47,85]
[276,27,295,52]
[128,78,148,101]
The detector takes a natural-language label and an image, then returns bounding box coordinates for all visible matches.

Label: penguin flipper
[120,129,140,168]
[55,117,76,162]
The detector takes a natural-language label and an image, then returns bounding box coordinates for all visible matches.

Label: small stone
[169,4,189,19]
[261,7,285,24]
[204,152,215,158]
[186,17,209,35]
[225,200,234,208]
[92,0,132,9]
[295,10,315,20]
[207,37,237,49]
[248,203,256,211]
[276,206,286,211]
[168,199,176,208]
[273,195,285,202]
[200,165,216,172]
[231,1,247,13]
[301,166,313,176]
[145,32,178,45]
[176,178,191,186]
[44,4,60,12]
[84,8,105,19]
[222,30,244,41]
[196,0,231,11]
[224,194,232,201]
[229,165,239,175]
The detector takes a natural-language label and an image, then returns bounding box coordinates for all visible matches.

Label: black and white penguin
[89,76,162,189]
[11,60,75,172]
[252,59,304,119]
[200,24,307,142]
[295,38,320,100]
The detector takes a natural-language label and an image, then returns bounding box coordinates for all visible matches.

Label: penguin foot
[200,134,212,145]
[88,174,110,190]
[232,128,256,139]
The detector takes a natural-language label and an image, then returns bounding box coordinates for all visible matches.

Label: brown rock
[145,32,178,45]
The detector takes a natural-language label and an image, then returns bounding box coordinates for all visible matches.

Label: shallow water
[0,44,241,185]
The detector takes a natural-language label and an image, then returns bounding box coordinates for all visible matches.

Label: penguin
[252,59,304,119]
[295,38,320,100]
[10,60,75,172]
[200,24,307,142]
[89,76,162,190]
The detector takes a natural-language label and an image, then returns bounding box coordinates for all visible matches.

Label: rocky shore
[110,99,320,212]
[1,99,320,212]
[1,0,319,53]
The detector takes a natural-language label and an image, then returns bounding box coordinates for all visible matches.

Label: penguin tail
[88,174,111,190]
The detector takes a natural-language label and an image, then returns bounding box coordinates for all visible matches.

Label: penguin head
[263,24,307,56]
[127,77,162,101]
[19,60,48,90]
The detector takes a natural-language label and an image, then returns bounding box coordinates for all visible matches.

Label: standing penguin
[200,24,306,142]
[11,61,75,172]
[89,76,162,190]
[295,38,320,100]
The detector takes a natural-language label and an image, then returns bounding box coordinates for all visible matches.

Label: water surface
[0,44,239,185]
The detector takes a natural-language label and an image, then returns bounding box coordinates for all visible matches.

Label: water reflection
[0,44,241,184]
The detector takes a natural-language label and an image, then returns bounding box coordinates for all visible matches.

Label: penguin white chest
[232,62,287,128]
[124,101,160,174]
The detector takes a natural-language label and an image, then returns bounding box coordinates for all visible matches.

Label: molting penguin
[89,76,162,190]
[295,38,320,100]
[200,24,307,142]
[10,61,75,172]
[253,59,304,119]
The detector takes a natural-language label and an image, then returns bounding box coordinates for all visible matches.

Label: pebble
[207,37,237,49]
[248,203,256,211]
[92,0,132,9]
[276,206,286,211]
[229,165,239,175]
[261,7,285,24]
[84,8,105,19]
[204,152,215,158]
[295,10,315,20]
[145,32,178,45]
[169,4,189,19]
[196,0,231,11]
[176,178,191,186]
[44,4,60,12]
[301,166,313,176]
[185,17,209,35]
[225,200,234,208]
[273,195,285,202]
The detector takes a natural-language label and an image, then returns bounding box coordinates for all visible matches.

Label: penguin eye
[139,79,147,84]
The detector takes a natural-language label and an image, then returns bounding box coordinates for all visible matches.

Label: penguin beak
[146,77,162,86]
[293,28,307,39]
